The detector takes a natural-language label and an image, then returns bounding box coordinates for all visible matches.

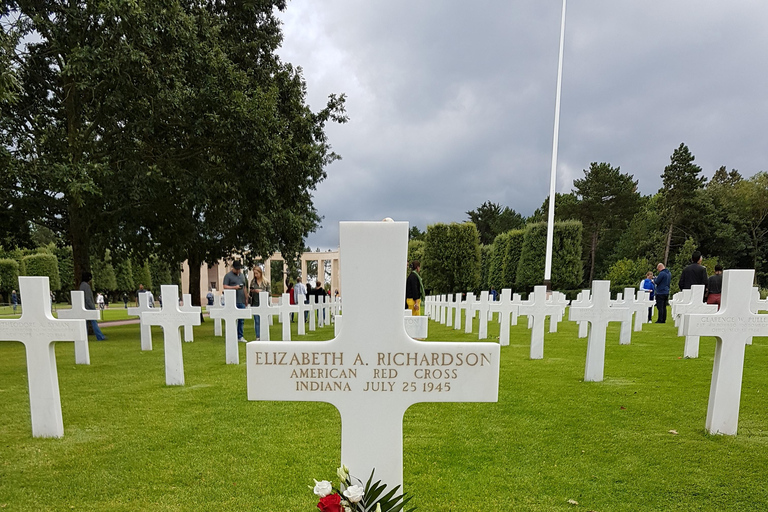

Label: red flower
[317,493,343,512]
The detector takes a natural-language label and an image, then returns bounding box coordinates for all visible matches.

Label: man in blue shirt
[653,263,671,323]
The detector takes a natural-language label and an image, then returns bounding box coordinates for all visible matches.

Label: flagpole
[544,0,567,290]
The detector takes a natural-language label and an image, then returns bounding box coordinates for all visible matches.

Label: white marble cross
[250,291,275,341]
[488,288,519,346]
[247,221,500,490]
[518,286,561,359]
[610,288,635,345]
[0,277,86,437]
[453,293,463,331]
[277,293,299,341]
[546,291,568,333]
[632,289,654,331]
[127,292,154,350]
[208,289,251,364]
[295,294,308,336]
[57,290,100,365]
[671,289,693,328]
[207,290,224,336]
[682,269,768,435]
[675,285,718,358]
[464,292,476,334]
[568,281,627,382]
[571,290,591,338]
[180,293,197,342]
[445,294,454,328]
[473,291,491,340]
[142,285,201,386]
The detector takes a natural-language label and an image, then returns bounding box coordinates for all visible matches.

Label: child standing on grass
[640,271,655,323]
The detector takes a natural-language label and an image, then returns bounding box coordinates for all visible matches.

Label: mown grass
[1,312,766,511]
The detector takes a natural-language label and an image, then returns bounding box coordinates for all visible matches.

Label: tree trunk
[663,222,674,267]
[70,203,91,290]
[187,250,204,322]
[589,229,598,283]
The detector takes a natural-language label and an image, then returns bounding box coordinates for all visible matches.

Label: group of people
[640,250,724,323]
[223,260,333,342]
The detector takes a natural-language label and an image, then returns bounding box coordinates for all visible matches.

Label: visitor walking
[640,271,655,322]
[80,272,107,341]
[654,263,671,323]
[707,264,723,309]
[679,250,708,293]
[11,289,18,313]
[223,260,248,342]
[249,266,269,340]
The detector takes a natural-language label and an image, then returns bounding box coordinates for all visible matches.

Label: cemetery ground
[1,314,767,511]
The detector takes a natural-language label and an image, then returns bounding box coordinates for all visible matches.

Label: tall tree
[658,143,707,265]
[466,201,525,245]
[572,162,641,282]
[1,1,346,308]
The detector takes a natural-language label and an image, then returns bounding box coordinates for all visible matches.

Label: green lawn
[1,313,766,511]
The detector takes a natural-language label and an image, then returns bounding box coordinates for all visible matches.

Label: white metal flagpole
[544,0,567,287]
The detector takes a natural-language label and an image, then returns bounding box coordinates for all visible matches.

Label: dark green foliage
[479,244,492,292]
[0,257,19,295]
[114,259,135,293]
[407,239,424,272]
[488,233,509,290]
[54,246,74,291]
[21,252,60,290]
[132,261,153,293]
[669,238,699,295]
[658,143,707,263]
[422,223,480,294]
[466,201,525,245]
[515,221,583,291]
[502,229,525,290]
[573,162,641,283]
[91,251,117,292]
[149,257,173,295]
[604,258,652,295]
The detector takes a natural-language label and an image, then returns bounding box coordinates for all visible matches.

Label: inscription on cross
[209,289,251,364]
[57,290,100,365]
[127,293,154,350]
[568,281,627,382]
[0,277,86,437]
[682,269,768,435]
[142,285,201,386]
[246,222,500,490]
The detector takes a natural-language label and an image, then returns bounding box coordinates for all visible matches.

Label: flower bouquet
[312,465,416,512]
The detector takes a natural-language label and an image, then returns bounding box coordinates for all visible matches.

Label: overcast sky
[277,0,768,250]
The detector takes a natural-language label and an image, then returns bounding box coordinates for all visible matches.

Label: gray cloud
[278,1,768,249]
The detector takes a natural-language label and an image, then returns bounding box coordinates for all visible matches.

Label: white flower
[343,484,365,503]
[337,464,349,482]
[313,479,333,498]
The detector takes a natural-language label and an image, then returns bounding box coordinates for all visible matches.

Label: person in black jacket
[679,251,708,294]
[405,261,424,315]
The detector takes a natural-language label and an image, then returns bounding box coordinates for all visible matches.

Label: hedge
[423,222,481,294]
[515,221,583,292]
[21,253,61,291]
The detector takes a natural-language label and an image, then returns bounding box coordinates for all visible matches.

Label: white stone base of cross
[209,289,251,364]
[453,293,463,331]
[683,269,767,435]
[295,294,308,336]
[0,277,86,437]
[474,291,491,340]
[610,289,635,345]
[207,290,224,336]
[142,285,201,385]
[464,292,476,334]
[127,293,155,350]
[247,222,500,490]
[57,290,100,365]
